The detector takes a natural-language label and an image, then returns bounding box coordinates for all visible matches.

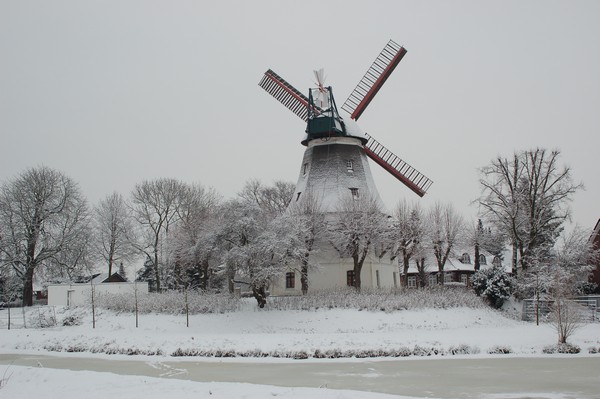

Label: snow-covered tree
[93,192,136,278]
[0,166,91,306]
[327,194,389,290]
[472,265,514,308]
[478,148,582,276]
[286,190,325,294]
[426,202,464,285]
[169,184,221,291]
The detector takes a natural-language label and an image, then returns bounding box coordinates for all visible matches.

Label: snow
[0,366,417,399]
[1,303,599,398]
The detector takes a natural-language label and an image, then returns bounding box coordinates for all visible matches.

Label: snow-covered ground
[1,303,599,398]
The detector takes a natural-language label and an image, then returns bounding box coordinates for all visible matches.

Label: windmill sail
[342,40,407,121]
[258,69,322,122]
[364,133,433,197]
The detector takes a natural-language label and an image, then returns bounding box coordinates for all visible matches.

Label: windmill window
[346,160,354,172]
[303,163,309,176]
[460,253,471,264]
[346,270,356,287]
[296,192,301,201]
[350,188,359,200]
[285,272,295,289]
[479,254,487,265]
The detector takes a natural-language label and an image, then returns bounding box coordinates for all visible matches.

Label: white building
[47,273,148,307]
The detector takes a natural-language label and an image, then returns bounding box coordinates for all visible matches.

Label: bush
[472,266,514,308]
[488,345,512,354]
[542,343,581,354]
[268,286,486,312]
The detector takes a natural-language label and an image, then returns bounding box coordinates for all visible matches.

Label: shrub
[472,266,514,308]
[448,344,480,355]
[488,345,512,354]
[542,343,581,354]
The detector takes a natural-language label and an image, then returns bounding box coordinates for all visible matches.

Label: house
[269,236,398,296]
[401,248,509,288]
[589,219,600,292]
[47,272,148,307]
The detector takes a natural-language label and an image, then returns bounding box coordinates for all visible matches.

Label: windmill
[258,39,433,213]
[258,40,433,293]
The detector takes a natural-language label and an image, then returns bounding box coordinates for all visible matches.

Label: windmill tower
[259,40,433,293]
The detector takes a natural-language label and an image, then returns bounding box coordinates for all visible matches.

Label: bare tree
[130,178,188,291]
[93,192,136,277]
[478,148,582,276]
[464,219,505,271]
[0,166,90,306]
[392,200,425,288]
[327,194,389,290]
[238,179,295,216]
[427,202,464,285]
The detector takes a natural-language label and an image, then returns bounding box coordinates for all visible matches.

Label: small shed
[47,272,147,307]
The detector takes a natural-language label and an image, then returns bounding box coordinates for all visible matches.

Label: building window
[350,188,359,200]
[393,272,398,288]
[428,274,438,286]
[375,270,381,288]
[346,160,354,172]
[479,254,487,265]
[444,273,453,283]
[460,253,471,264]
[408,276,417,288]
[285,272,295,289]
[346,270,356,287]
[492,256,502,267]
[296,192,301,201]
[460,274,468,285]
[303,163,309,176]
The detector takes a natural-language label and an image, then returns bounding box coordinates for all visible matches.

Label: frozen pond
[2,353,599,398]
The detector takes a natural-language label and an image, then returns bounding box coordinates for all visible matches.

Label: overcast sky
[1,0,599,230]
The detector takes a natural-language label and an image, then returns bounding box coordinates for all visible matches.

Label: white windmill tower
[258,40,433,293]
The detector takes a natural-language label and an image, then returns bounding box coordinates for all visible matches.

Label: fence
[0,305,58,330]
[522,298,599,322]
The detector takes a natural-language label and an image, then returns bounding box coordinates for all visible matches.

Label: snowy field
[1,303,600,399]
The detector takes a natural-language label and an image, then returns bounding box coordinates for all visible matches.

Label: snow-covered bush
[472,266,514,308]
[448,344,480,355]
[487,345,512,354]
[268,286,487,312]
[95,290,241,314]
[542,343,580,354]
[27,307,57,328]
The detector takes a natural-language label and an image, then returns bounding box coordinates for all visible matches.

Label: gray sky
[1,0,599,230]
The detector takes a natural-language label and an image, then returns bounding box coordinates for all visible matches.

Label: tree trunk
[252,285,267,308]
[474,242,480,271]
[153,248,161,292]
[301,257,309,295]
[22,266,35,306]
[402,252,410,288]
[353,254,362,290]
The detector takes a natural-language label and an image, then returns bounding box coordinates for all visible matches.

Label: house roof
[404,247,512,274]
